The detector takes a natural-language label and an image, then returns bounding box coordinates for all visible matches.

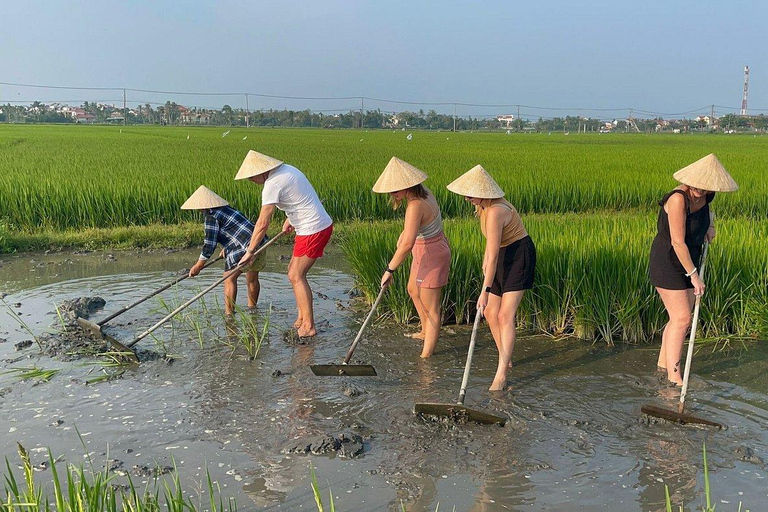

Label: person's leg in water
[655,287,695,386]
[246,270,260,308]
[288,255,320,337]
[489,290,525,391]
[419,286,443,357]
[407,270,428,340]
[223,269,244,315]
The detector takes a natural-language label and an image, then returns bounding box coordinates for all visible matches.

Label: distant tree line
[2,101,767,132]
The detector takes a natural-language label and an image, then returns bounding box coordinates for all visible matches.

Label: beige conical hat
[181,185,229,210]
[234,150,284,180]
[673,154,738,192]
[446,165,505,199]
[372,157,428,193]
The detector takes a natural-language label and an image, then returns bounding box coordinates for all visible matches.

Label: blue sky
[1,0,765,119]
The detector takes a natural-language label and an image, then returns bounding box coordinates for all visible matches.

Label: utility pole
[360,97,364,129]
[516,104,520,131]
[245,93,250,128]
[711,104,715,130]
[453,103,456,132]
[123,89,127,126]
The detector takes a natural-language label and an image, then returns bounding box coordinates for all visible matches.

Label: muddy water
[1,247,767,512]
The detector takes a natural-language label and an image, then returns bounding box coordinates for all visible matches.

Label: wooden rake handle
[458,306,484,405]
[127,231,286,348]
[343,284,388,364]
[678,242,709,414]
[98,255,224,326]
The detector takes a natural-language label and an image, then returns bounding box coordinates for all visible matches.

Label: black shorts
[490,236,536,296]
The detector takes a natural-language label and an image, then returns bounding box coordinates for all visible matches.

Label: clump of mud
[38,331,111,361]
[281,433,366,459]
[103,458,174,477]
[736,445,765,466]
[417,408,472,426]
[57,296,106,327]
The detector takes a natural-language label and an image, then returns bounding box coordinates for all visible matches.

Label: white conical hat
[673,154,738,192]
[234,150,284,180]
[372,157,428,193]
[446,165,505,199]
[181,185,229,210]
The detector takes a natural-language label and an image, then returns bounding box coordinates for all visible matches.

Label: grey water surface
[0,247,766,511]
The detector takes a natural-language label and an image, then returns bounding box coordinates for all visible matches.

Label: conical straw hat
[181,185,229,210]
[446,165,505,199]
[372,157,428,193]
[673,154,738,192]
[234,150,284,180]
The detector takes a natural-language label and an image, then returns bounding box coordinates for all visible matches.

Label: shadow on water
[1,247,768,511]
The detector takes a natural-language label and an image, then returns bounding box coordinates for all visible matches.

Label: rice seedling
[2,444,239,512]
[309,463,335,512]
[2,366,59,382]
[0,297,40,349]
[231,304,271,360]
[342,214,768,343]
[663,442,750,512]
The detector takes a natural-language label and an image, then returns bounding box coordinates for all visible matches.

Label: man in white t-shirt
[235,150,333,338]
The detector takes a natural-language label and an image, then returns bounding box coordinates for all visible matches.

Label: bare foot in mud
[667,379,683,388]
[297,327,317,338]
[407,332,426,340]
[293,318,303,329]
[489,377,507,392]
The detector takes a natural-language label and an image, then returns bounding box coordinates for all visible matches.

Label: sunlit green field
[1,125,766,230]
[1,125,765,341]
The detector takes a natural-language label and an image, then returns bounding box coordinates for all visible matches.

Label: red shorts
[293,224,333,259]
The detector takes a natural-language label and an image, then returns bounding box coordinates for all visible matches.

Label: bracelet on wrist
[385,267,395,274]
[484,286,492,293]
[685,267,698,277]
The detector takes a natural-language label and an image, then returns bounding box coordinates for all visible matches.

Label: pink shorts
[293,224,333,259]
[411,233,450,288]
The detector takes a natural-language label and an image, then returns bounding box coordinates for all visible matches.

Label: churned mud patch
[281,433,367,459]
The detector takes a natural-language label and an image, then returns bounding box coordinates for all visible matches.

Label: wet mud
[1,246,768,511]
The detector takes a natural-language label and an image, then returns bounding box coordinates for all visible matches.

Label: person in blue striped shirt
[182,186,267,315]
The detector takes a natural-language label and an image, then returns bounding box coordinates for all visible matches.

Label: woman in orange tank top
[448,165,536,391]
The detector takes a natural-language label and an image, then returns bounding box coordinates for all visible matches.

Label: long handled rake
[414,307,506,426]
[641,243,723,428]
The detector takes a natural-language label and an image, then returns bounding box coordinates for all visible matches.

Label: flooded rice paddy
[1,246,767,511]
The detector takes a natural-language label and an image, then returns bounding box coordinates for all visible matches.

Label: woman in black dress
[649,154,738,386]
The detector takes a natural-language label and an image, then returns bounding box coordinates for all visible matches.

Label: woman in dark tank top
[649,154,738,387]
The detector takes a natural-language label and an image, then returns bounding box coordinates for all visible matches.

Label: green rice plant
[232,304,271,360]
[343,214,768,343]
[3,366,59,382]
[1,126,766,234]
[2,444,238,511]
[1,297,41,349]
[309,463,335,512]
[663,442,750,512]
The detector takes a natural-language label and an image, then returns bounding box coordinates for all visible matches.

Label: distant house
[108,111,125,122]
[179,107,212,125]
[599,122,615,133]
[695,115,714,126]
[496,115,515,128]
[67,108,96,123]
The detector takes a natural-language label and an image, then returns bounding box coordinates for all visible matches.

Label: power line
[4,79,761,116]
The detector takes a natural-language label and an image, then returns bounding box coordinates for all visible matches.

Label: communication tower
[740,66,749,116]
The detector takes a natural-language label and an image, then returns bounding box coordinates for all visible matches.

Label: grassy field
[1,125,767,232]
[1,124,765,342]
